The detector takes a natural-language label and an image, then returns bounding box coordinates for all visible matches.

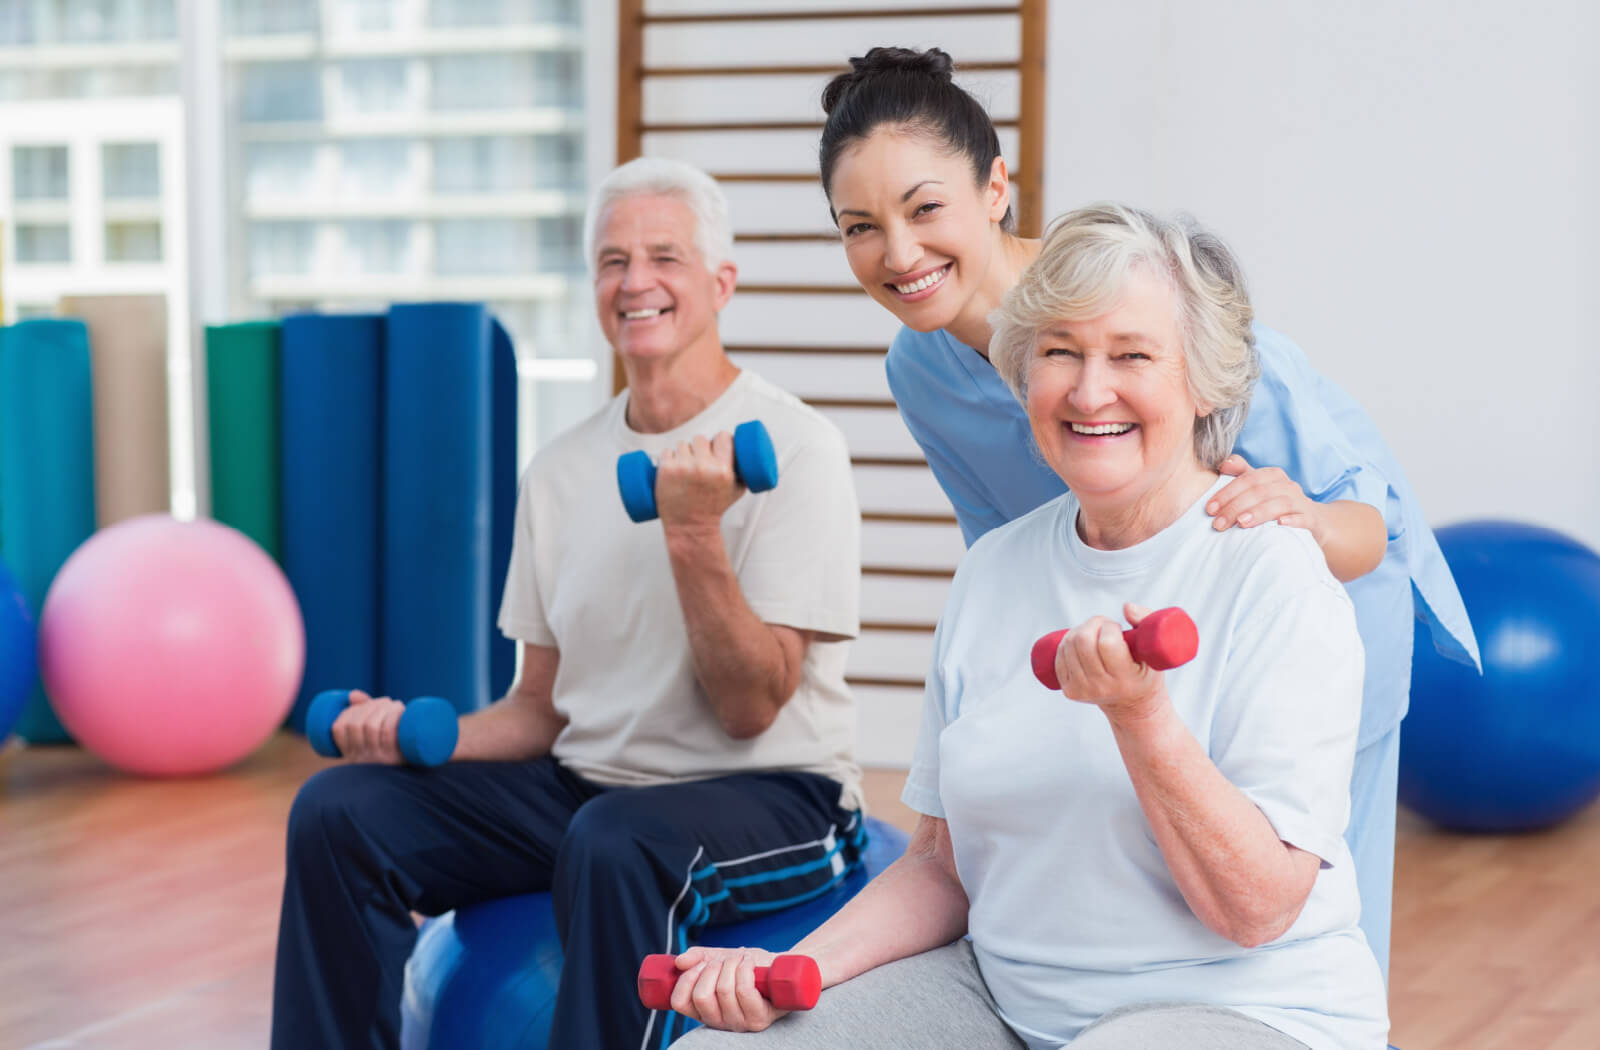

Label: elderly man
[270,158,864,1050]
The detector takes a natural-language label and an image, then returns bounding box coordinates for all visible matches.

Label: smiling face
[1025,267,1212,516]
[592,192,736,366]
[827,128,1011,337]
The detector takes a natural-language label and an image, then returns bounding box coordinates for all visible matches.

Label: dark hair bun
[821,47,955,115]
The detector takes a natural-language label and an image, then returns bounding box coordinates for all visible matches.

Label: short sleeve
[901,616,954,818]
[1210,577,1365,866]
[736,428,861,640]
[496,469,556,646]
[886,337,1009,547]
[1239,327,1394,533]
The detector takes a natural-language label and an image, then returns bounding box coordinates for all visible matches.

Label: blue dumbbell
[617,419,780,523]
[306,689,459,767]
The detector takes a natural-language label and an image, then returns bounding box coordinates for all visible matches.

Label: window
[331,0,398,33]
[103,142,161,198]
[339,220,410,274]
[105,220,163,262]
[13,146,69,201]
[245,142,319,198]
[430,0,578,27]
[337,58,408,114]
[226,0,318,35]
[432,54,532,111]
[339,140,410,196]
[240,62,323,123]
[434,136,534,194]
[249,221,316,275]
[535,215,582,272]
[435,218,536,275]
[15,223,71,264]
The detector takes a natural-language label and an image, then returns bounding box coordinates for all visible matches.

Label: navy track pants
[271,757,863,1050]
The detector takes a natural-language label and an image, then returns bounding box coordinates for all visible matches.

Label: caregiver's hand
[1208,455,1319,536]
[668,945,789,1032]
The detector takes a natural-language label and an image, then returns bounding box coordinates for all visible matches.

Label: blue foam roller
[0,320,97,743]
[0,559,36,743]
[383,303,493,716]
[401,817,910,1049]
[280,313,384,732]
[488,319,517,702]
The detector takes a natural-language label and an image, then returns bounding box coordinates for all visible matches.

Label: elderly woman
[668,205,1389,1050]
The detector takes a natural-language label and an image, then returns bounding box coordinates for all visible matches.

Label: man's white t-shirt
[903,478,1389,1050]
[499,369,863,810]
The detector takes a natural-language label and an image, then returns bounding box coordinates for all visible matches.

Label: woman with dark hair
[806,47,1473,975]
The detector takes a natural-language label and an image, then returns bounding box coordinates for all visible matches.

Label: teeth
[1070,422,1134,436]
[623,308,665,320]
[893,266,949,295]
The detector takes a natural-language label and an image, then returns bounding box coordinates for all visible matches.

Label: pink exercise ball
[38,514,305,776]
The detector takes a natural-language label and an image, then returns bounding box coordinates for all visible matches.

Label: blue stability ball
[0,560,36,743]
[401,817,911,1050]
[1402,520,1600,832]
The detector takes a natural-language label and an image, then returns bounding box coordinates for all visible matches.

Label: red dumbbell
[637,952,822,1012]
[1031,606,1199,690]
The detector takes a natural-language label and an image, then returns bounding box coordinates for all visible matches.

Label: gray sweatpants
[673,940,1308,1049]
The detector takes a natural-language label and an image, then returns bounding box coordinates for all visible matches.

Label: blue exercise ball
[401,817,910,1050]
[0,560,36,744]
[1402,520,1600,832]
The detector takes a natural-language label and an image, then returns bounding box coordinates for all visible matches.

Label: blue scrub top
[885,322,1479,747]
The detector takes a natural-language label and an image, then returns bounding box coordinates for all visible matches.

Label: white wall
[1045,0,1600,548]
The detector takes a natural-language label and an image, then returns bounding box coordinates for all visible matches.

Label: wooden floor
[1,733,1597,1049]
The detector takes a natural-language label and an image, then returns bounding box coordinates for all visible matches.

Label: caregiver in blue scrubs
[817,45,1480,977]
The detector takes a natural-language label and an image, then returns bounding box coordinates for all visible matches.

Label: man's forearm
[453,694,565,762]
[452,645,566,762]
[663,522,797,738]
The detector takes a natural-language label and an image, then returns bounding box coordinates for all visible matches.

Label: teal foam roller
[306,689,459,767]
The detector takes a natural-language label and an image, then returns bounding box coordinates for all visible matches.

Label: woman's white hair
[582,157,734,272]
[989,203,1260,469]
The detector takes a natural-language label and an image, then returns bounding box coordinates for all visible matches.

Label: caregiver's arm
[1208,455,1384,582]
[670,815,970,1031]
[1306,499,1386,581]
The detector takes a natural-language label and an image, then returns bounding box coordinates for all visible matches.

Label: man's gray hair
[989,203,1260,469]
[583,157,734,272]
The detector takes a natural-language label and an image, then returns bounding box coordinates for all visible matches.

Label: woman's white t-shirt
[903,478,1388,1050]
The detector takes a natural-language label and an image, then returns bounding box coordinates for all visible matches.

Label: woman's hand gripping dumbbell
[1031,606,1199,691]
[638,951,822,1013]
[306,689,459,767]
[617,419,779,523]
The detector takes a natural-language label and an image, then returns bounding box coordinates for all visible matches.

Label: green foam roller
[206,321,282,560]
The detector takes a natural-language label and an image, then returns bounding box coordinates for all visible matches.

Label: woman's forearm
[1312,500,1386,582]
[791,816,970,988]
[1106,701,1319,947]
